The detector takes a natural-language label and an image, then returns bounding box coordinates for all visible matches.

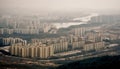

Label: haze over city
[0,0,120,14]
[0,0,120,69]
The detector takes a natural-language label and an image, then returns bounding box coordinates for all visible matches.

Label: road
[0,45,120,66]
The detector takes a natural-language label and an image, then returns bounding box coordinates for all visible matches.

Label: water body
[54,13,99,29]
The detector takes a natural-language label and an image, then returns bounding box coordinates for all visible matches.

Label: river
[53,13,99,29]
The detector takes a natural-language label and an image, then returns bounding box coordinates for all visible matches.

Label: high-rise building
[83,41,105,51]
[52,41,68,53]
[2,37,27,46]
[71,27,86,37]
[9,43,54,58]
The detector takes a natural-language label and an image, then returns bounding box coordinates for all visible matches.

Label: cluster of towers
[9,43,54,58]
[7,26,106,59]
[1,37,27,46]
[0,17,57,34]
[84,41,105,51]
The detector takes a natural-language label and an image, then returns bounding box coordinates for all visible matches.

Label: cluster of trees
[0,33,64,42]
[0,62,52,69]
[55,55,120,69]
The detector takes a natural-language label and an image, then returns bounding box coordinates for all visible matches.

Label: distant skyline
[0,0,120,14]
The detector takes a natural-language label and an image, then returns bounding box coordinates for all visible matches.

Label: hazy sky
[0,0,120,12]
